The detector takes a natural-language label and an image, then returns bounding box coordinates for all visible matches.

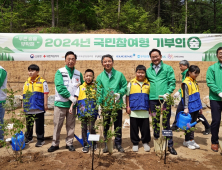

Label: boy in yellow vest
[69,69,98,153]
[126,65,151,152]
[23,64,49,147]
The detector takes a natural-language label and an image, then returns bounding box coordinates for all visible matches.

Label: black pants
[104,109,122,145]
[25,113,44,142]
[130,117,151,145]
[185,111,199,141]
[150,100,173,147]
[81,117,96,146]
[210,100,222,144]
[172,100,210,130]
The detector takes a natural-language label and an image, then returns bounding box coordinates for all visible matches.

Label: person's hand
[184,108,189,114]
[173,91,180,98]
[69,107,73,114]
[218,92,222,98]
[199,109,203,115]
[126,107,131,115]
[68,96,77,105]
[163,93,169,100]
[44,104,48,111]
[114,93,120,102]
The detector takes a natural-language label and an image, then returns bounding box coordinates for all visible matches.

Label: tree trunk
[158,0,160,19]
[171,0,174,33]
[213,0,216,32]
[10,0,13,33]
[51,0,55,27]
[56,0,58,26]
[185,0,187,34]
[117,0,121,29]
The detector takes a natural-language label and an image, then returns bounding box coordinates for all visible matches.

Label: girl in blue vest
[181,65,203,150]
[126,65,151,152]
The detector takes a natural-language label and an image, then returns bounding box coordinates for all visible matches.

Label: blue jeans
[0,103,5,141]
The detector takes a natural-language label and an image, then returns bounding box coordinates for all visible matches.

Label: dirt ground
[0,107,222,170]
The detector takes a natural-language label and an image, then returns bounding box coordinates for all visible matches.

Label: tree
[51,0,55,27]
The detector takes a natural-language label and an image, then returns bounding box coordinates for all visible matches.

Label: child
[69,69,98,153]
[126,65,151,152]
[23,64,49,147]
[172,60,211,135]
[181,65,202,150]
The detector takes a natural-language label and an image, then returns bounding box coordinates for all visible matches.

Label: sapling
[151,95,196,160]
[0,88,33,163]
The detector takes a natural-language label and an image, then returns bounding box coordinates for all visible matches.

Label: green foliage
[0,0,222,33]
[0,88,33,163]
[79,81,124,155]
[39,27,68,33]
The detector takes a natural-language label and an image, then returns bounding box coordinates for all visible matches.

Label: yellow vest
[181,77,202,112]
[129,78,150,111]
[77,82,98,118]
[23,75,46,111]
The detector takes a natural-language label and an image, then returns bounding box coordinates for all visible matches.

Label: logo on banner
[30,54,34,58]
[116,55,133,58]
[168,54,174,59]
[137,55,150,59]
[187,37,201,50]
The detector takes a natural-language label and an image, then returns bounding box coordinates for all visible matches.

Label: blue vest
[129,78,150,111]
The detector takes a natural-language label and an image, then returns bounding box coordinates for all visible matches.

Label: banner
[0,33,221,61]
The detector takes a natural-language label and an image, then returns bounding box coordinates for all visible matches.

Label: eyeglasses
[150,56,160,59]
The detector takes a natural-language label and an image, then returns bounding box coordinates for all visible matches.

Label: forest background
[0,0,221,34]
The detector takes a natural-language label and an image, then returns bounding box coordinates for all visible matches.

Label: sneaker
[25,139,33,144]
[35,141,45,147]
[190,140,200,149]
[82,146,89,153]
[183,141,195,150]
[143,143,150,152]
[203,128,211,135]
[91,144,97,151]
[132,145,138,152]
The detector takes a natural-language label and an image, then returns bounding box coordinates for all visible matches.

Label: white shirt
[106,70,112,79]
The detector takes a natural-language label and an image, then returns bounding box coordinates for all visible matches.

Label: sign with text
[0,33,221,61]
[162,130,173,137]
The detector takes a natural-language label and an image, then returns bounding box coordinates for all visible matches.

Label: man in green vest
[171,60,211,135]
[146,49,177,155]
[96,54,127,153]
[48,51,84,152]
[0,66,7,148]
[206,47,222,152]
